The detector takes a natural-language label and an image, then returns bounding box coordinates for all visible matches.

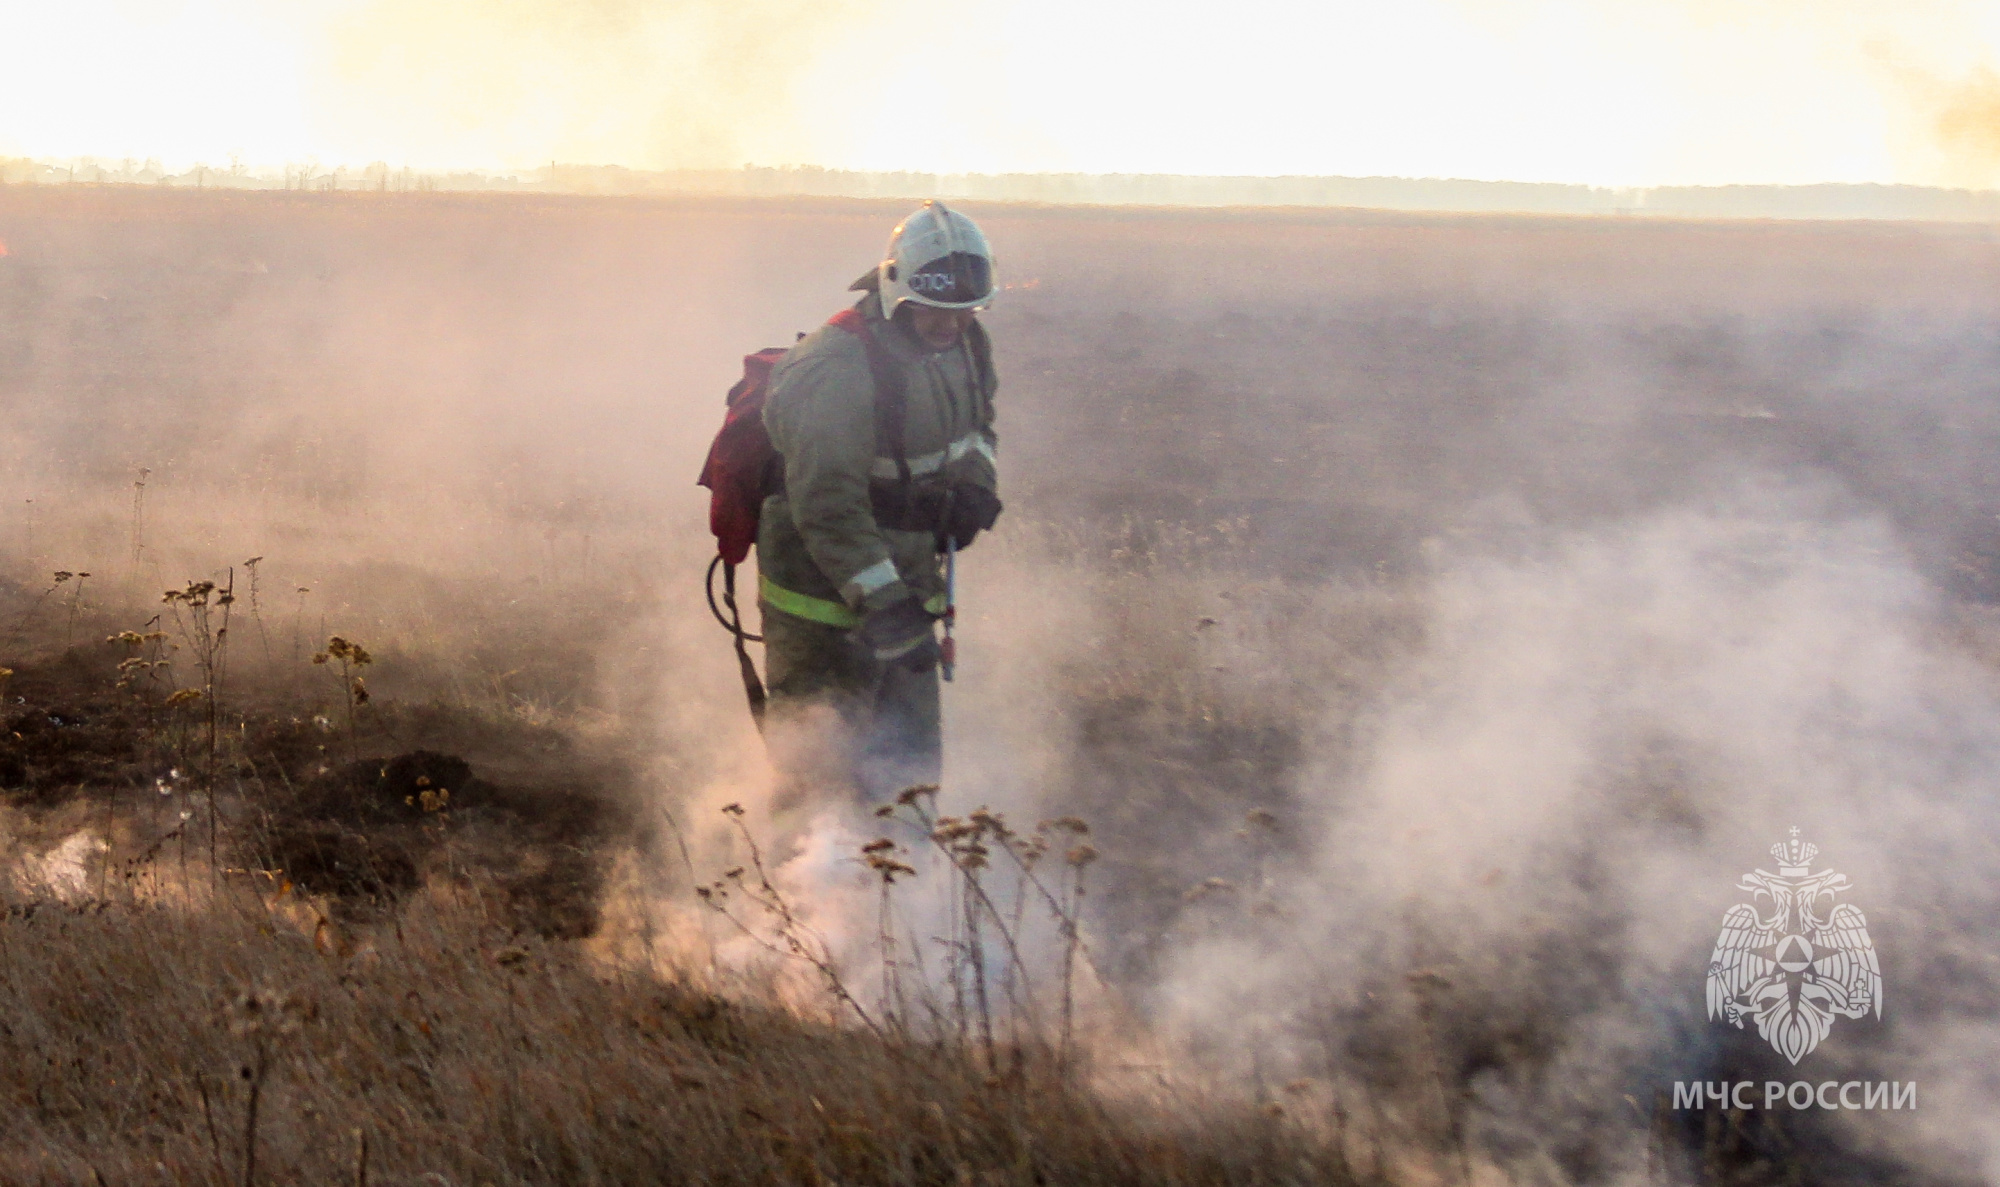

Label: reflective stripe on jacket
[758,573,950,629]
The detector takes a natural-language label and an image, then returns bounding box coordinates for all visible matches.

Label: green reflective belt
[759,574,861,628]
[758,574,948,629]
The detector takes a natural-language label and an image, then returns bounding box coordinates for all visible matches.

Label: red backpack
[695,309,895,727]
[697,310,898,562]
[698,345,791,569]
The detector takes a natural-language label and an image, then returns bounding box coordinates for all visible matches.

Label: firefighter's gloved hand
[940,486,1003,550]
[858,596,940,673]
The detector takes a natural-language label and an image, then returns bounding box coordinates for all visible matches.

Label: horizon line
[4,157,1999,224]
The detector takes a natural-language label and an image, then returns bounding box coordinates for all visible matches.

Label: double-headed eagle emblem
[1706,828,1881,1064]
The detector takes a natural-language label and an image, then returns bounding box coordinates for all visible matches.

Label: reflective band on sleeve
[923,592,948,615]
[759,574,862,628]
[871,430,991,480]
[848,558,900,598]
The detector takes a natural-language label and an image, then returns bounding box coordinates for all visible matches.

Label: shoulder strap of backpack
[964,317,994,395]
[963,318,995,427]
[828,307,911,488]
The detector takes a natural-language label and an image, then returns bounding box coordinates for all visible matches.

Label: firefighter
[756,201,1001,803]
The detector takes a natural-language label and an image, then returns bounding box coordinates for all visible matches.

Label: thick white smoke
[1149,482,2000,1180]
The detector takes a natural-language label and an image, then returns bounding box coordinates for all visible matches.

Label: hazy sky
[2,0,1997,188]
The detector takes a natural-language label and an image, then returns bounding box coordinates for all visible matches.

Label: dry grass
[0,883,1349,1186]
[0,582,1359,1187]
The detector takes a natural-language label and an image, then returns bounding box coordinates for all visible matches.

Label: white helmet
[874,201,995,318]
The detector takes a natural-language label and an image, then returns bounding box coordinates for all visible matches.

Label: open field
[2,185,1999,1183]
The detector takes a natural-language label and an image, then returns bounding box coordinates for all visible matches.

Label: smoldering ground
[2,186,1999,1182]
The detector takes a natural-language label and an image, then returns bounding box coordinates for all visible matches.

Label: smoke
[1147,489,2000,1179]
[1878,53,2000,188]
[1934,66,2000,176]
[318,0,881,171]
[7,185,2000,1179]
[14,0,2000,185]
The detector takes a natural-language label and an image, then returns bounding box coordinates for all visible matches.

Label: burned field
[1,186,1998,1183]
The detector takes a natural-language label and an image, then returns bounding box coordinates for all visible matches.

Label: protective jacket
[757,291,998,627]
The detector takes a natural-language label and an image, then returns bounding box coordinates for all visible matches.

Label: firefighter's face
[908,304,977,349]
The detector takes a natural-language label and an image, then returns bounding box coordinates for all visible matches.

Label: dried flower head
[225,982,316,1039]
[321,636,373,666]
[865,854,917,883]
[968,807,1012,838]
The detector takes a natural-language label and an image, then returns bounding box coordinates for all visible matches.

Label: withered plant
[3,569,76,657]
[63,569,90,648]
[695,802,887,1042]
[311,634,372,761]
[162,575,237,870]
[243,556,271,666]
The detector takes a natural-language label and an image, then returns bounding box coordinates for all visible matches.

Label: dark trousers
[759,604,941,806]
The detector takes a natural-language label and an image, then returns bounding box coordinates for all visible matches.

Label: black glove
[940,485,1003,550]
[858,595,940,673]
